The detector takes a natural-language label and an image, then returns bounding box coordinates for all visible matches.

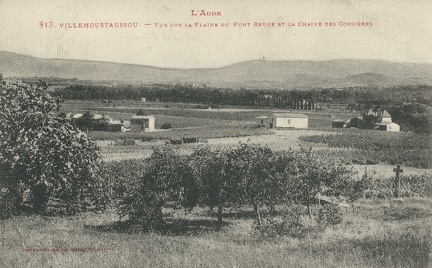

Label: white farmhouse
[130,115,155,132]
[377,122,400,132]
[257,116,267,127]
[378,110,392,123]
[257,113,308,129]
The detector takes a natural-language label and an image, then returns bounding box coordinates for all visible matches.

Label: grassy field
[61,100,357,130]
[2,198,431,268]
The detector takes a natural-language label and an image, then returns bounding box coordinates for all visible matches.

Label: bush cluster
[95,147,432,233]
[99,145,359,231]
[253,205,307,238]
[160,122,173,129]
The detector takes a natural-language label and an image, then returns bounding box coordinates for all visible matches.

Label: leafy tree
[117,147,185,230]
[0,84,101,217]
[93,114,110,131]
[161,122,173,129]
[229,144,294,225]
[292,148,352,218]
[175,155,199,211]
[189,146,236,228]
[136,109,147,116]
[317,204,343,231]
[363,114,378,129]
[74,111,94,132]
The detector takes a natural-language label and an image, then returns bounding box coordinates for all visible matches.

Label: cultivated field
[3,99,431,268]
[61,100,432,178]
[60,100,357,160]
[99,129,330,161]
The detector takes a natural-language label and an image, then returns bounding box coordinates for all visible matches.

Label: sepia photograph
[0,0,431,267]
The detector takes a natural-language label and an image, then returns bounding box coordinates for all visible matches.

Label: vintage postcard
[0,0,431,267]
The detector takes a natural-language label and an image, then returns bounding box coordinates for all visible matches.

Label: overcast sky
[1,0,431,68]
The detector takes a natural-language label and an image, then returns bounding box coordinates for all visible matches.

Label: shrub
[253,205,307,238]
[160,122,173,129]
[96,159,148,208]
[317,204,343,230]
[300,131,432,168]
[116,148,189,231]
[400,173,432,197]
[359,170,432,199]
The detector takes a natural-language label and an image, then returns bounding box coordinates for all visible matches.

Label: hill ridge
[1,51,432,89]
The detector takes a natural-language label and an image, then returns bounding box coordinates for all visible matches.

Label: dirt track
[100,129,330,161]
[207,129,330,150]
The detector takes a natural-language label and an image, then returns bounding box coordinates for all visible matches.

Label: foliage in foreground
[109,145,357,231]
[115,148,190,231]
[97,145,432,233]
[0,84,103,218]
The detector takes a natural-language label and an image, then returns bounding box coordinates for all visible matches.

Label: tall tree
[0,83,101,217]
[117,147,187,230]
[292,148,352,218]
[189,146,235,229]
[229,144,283,225]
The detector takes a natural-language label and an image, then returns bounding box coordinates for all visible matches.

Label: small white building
[378,110,392,123]
[257,116,267,127]
[377,122,400,132]
[257,113,308,129]
[130,115,155,132]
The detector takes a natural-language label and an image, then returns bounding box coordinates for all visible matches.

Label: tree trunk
[306,189,312,219]
[31,183,49,215]
[217,205,223,230]
[251,197,262,225]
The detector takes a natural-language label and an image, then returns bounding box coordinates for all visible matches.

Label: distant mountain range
[1,51,432,89]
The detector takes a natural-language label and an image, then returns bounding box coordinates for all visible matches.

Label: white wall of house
[380,117,392,123]
[386,123,400,132]
[256,116,267,126]
[130,116,155,132]
[277,117,308,128]
[267,115,308,129]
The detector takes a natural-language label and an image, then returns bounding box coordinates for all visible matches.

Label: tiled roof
[271,113,308,118]
[131,115,155,119]
[381,111,391,117]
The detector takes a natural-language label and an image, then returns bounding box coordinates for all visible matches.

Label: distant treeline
[53,84,432,109]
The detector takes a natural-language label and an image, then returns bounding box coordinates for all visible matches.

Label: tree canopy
[0,83,101,217]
